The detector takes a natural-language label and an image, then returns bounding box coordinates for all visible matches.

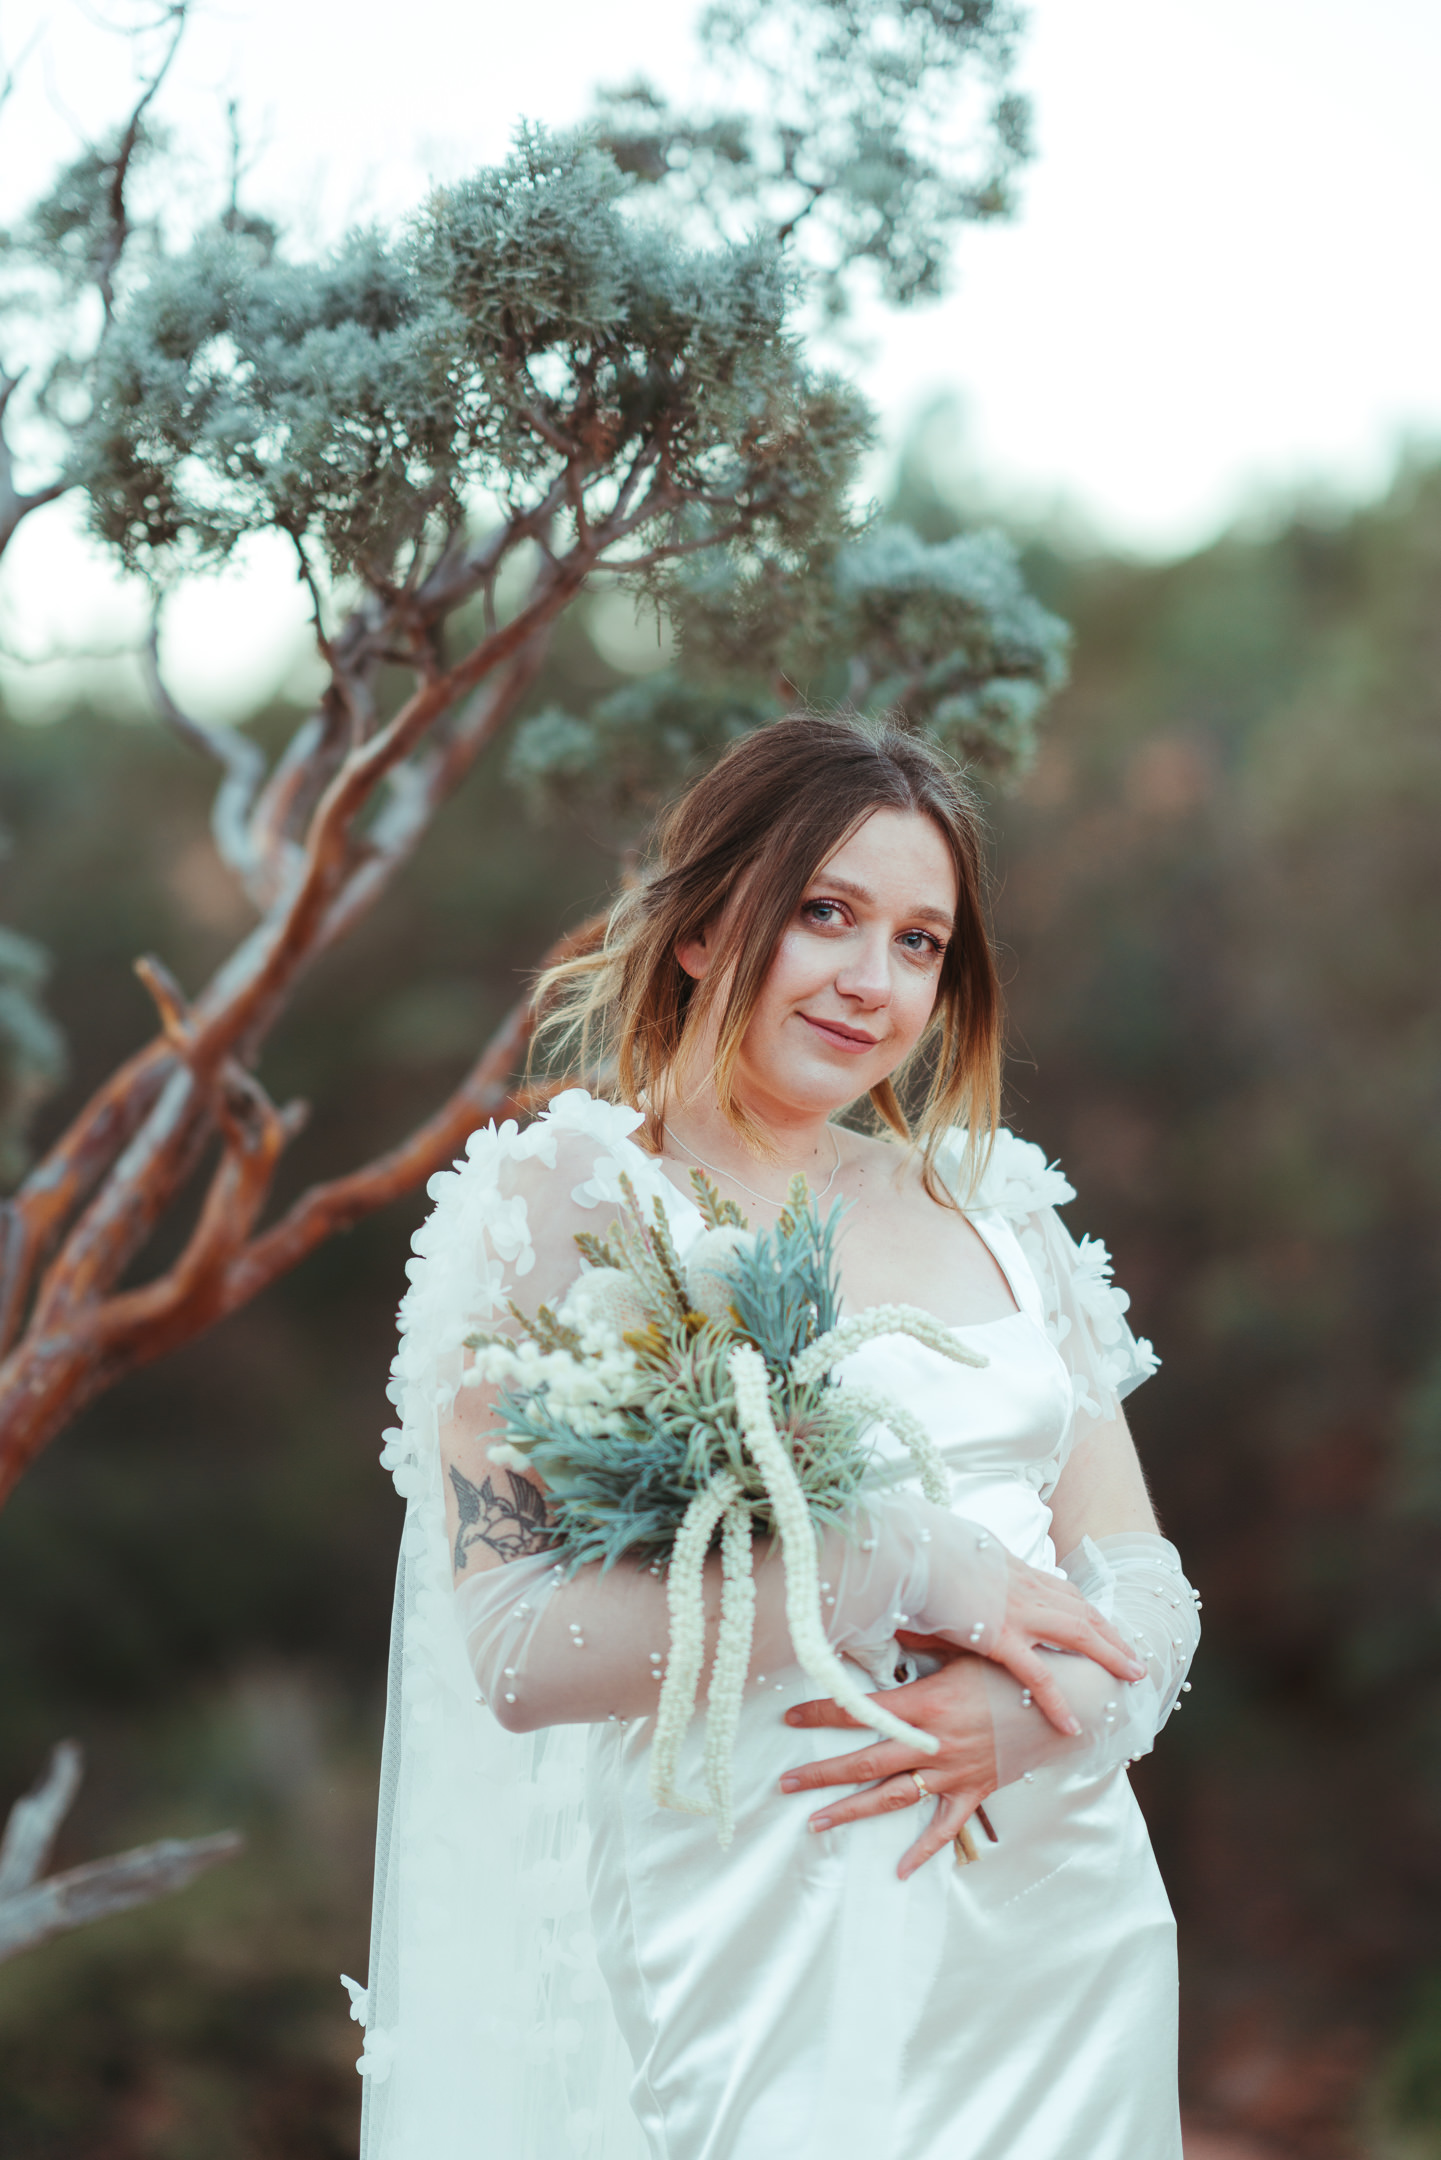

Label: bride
[352,714,1200,2160]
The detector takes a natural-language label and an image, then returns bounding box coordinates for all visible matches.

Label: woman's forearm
[455,1495,1008,1733]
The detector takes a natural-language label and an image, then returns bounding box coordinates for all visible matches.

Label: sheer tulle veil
[352,1099,656,2160]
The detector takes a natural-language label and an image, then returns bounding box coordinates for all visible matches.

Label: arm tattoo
[449,1463,552,1573]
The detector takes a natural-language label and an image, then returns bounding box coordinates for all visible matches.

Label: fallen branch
[0,1741,241,1964]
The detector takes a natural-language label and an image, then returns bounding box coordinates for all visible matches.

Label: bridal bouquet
[465,1171,987,1841]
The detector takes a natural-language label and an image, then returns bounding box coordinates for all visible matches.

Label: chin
[756,1059,882,1118]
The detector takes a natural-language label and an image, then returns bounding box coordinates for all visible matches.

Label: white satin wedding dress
[351,1091,1189,2160]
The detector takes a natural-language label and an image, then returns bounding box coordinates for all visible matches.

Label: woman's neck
[655,1080,841,1206]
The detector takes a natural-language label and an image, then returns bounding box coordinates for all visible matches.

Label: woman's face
[680,807,960,1125]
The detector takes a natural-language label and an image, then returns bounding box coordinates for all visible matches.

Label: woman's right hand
[964,1551,1145,1735]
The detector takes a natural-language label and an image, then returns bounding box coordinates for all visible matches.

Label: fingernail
[810,1815,832,1832]
[1067,1717,1083,1737]
[779,1775,800,1792]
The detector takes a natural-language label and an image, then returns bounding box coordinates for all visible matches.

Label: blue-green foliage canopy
[12,0,1066,824]
[80,129,863,590]
[600,0,1031,316]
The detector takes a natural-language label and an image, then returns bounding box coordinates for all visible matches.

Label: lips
[800,1014,881,1053]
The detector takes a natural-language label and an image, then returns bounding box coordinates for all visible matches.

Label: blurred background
[1,2,1439,2156]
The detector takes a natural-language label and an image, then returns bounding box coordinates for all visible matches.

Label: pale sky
[1,0,1438,718]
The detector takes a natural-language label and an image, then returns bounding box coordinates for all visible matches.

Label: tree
[0,0,1066,1511]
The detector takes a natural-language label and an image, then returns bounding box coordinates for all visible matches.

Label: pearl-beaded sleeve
[982,1531,1200,1787]
[456,1499,1008,1734]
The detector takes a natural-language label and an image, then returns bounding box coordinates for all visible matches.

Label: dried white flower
[703,1500,757,1845]
[727,1344,938,1761]
[791,1304,988,1388]
[650,1471,742,1818]
[831,1380,951,1506]
[486,1442,529,1471]
[683,1227,756,1325]
[559,1266,650,1341]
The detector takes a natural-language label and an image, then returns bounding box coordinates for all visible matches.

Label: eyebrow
[807,873,955,934]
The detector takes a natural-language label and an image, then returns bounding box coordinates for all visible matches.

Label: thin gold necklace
[666,1121,842,1209]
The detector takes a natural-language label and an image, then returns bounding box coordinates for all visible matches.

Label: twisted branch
[0,369,69,556]
[0,910,591,1507]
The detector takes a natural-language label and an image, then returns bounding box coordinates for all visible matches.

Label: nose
[833,929,893,1007]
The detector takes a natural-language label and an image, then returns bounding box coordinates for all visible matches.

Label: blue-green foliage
[509,520,1070,813]
[77,125,865,587]
[835,525,1072,767]
[507,677,772,818]
[497,1342,865,1573]
[720,1183,845,1373]
[599,0,1030,318]
[5,0,1067,822]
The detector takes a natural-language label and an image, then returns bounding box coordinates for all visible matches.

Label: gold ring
[909,1770,931,1801]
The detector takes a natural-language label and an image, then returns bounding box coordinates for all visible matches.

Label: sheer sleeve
[457,1496,1008,1733]
[982,1531,1200,1786]
[959,1128,1160,1427]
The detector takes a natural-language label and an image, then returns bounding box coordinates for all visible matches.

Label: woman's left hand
[779,1632,1001,1879]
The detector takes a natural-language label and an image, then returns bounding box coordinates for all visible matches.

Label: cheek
[890,970,942,1050]
[763,930,829,999]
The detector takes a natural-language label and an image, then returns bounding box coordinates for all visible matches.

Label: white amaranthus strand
[702,1499,757,1847]
[832,1380,951,1506]
[728,1345,939,1759]
[789,1305,989,1390]
[651,1470,742,1815]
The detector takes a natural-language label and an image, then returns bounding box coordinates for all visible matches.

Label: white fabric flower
[355,2026,395,2082]
[547,1089,646,1146]
[966,1128,1076,1218]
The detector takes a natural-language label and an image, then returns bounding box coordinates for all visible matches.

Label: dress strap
[963,1206,1046,1326]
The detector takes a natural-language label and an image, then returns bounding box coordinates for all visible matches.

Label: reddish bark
[0,538,614,1507]
[0,957,569,1509]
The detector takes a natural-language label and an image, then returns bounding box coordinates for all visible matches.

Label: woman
[354,716,1199,2160]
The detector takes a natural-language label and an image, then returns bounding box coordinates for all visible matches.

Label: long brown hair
[535,714,1002,1200]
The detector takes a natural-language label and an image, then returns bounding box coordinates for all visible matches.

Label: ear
[675,926,710,982]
